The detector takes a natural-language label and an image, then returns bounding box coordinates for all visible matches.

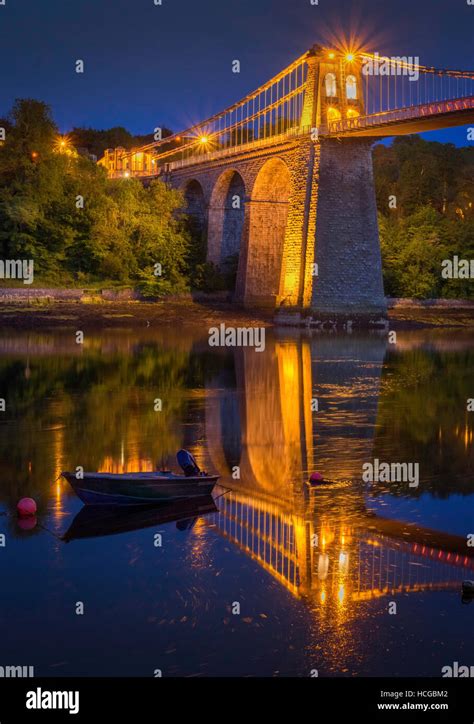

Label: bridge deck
[326,97,474,137]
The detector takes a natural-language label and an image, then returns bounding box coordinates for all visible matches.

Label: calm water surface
[0,328,473,676]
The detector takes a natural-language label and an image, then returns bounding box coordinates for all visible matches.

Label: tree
[0,99,190,290]
[375,137,474,299]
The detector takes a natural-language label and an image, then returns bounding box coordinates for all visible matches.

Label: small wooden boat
[62,495,218,541]
[61,470,219,506]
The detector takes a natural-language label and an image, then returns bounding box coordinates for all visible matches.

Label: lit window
[325,73,337,97]
[346,75,357,100]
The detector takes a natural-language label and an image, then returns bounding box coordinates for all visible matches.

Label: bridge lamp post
[176,133,209,144]
[174,133,210,162]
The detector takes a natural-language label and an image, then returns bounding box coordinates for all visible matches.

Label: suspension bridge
[99,45,474,316]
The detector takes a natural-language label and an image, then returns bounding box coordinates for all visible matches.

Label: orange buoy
[17,498,37,517]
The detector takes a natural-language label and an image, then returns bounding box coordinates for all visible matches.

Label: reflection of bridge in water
[202,334,474,604]
[211,491,473,604]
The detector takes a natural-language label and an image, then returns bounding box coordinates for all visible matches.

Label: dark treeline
[374,136,474,298]
[70,127,172,160]
[374,346,474,497]
[0,98,473,298]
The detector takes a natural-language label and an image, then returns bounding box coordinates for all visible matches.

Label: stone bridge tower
[166,45,387,321]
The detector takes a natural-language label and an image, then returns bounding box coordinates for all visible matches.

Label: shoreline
[0,296,473,331]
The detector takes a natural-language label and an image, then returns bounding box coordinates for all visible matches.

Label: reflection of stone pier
[204,332,473,608]
[206,333,387,500]
[206,336,314,510]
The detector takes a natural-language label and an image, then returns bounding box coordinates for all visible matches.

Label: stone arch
[207,169,246,273]
[243,157,292,306]
[183,179,206,237]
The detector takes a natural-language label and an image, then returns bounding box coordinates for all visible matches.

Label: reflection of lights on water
[320,527,335,551]
[318,553,329,580]
[454,423,473,449]
[320,590,326,604]
[100,456,154,473]
[52,475,65,523]
[464,425,473,449]
[366,538,381,547]
[338,585,345,605]
[186,518,214,570]
[338,551,349,573]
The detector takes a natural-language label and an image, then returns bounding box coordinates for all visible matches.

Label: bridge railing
[165,125,313,171]
[359,54,474,116]
[326,96,474,135]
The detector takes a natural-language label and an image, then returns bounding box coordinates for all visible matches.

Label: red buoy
[309,472,325,485]
[17,498,37,517]
[17,515,37,531]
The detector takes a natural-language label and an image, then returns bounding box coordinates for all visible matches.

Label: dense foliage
[374,136,474,298]
[0,99,190,295]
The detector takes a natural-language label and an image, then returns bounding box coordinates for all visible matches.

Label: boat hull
[62,496,218,541]
[62,471,219,505]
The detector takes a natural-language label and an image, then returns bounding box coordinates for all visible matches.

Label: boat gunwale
[61,471,220,484]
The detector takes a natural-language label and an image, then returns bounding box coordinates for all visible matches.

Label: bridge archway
[207,170,246,280]
[183,179,207,260]
[244,158,292,306]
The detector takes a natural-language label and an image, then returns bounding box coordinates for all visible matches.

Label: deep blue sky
[0,0,473,144]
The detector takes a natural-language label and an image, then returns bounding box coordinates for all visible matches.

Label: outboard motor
[177,449,201,477]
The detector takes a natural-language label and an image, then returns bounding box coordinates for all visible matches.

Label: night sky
[0,0,473,144]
